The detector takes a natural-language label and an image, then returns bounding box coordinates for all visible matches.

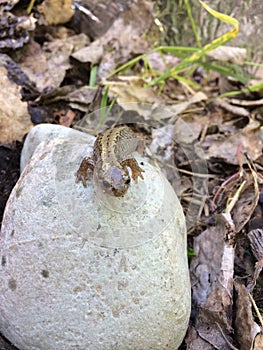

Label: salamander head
[96,166,131,197]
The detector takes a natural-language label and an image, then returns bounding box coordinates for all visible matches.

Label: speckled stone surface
[0,125,191,350]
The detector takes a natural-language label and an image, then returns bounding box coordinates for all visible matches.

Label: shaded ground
[0,1,263,349]
[0,142,22,221]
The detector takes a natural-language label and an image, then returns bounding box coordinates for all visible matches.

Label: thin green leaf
[108,54,146,77]
[187,247,196,257]
[244,61,263,68]
[217,90,245,98]
[96,87,116,130]
[27,0,35,13]
[100,86,109,110]
[198,61,249,84]
[149,2,239,86]
[217,82,263,98]
[184,0,202,48]
[170,73,200,89]
[89,66,98,87]
[154,46,199,54]
[247,82,263,92]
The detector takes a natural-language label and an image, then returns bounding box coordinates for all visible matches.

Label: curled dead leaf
[0,66,32,143]
[207,46,247,65]
[234,282,261,350]
[38,0,74,25]
[188,224,235,349]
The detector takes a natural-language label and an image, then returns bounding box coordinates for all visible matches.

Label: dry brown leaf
[43,34,90,88]
[231,171,259,232]
[54,109,76,127]
[0,66,32,144]
[72,0,153,79]
[174,115,203,144]
[38,0,74,25]
[105,76,162,108]
[253,332,263,350]
[0,0,20,10]
[14,40,54,91]
[146,52,181,72]
[13,33,90,91]
[168,92,207,122]
[188,224,235,349]
[0,12,30,51]
[104,79,207,122]
[67,86,98,112]
[72,40,103,65]
[211,163,259,233]
[150,124,175,156]
[202,129,262,164]
[226,97,263,107]
[234,282,261,350]
[215,98,249,117]
[186,326,214,350]
[248,229,263,261]
[207,46,247,65]
[247,229,263,291]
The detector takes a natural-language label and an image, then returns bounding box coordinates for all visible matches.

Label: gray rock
[0,124,191,350]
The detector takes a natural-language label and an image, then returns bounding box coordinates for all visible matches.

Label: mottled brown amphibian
[75,125,144,197]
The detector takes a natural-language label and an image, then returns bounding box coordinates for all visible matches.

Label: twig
[248,293,263,328]
[211,171,241,212]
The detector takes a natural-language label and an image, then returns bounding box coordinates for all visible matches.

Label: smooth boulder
[0,124,191,350]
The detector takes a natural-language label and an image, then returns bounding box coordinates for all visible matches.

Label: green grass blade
[149,1,239,86]
[154,46,199,54]
[184,0,202,48]
[244,61,263,68]
[198,61,249,84]
[108,54,145,77]
[96,87,116,130]
[89,66,98,87]
[217,81,263,98]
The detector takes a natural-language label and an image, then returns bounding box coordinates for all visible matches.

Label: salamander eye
[102,180,111,188]
[124,178,130,185]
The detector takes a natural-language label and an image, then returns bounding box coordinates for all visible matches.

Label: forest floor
[0,1,263,349]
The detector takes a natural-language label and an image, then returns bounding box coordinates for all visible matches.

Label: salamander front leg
[75,157,94,187]
[121,158,145,182]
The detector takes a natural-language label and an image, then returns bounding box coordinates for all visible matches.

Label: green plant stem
[184,0,202,49]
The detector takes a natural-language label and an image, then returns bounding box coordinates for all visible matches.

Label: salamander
[75,125,144,197]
